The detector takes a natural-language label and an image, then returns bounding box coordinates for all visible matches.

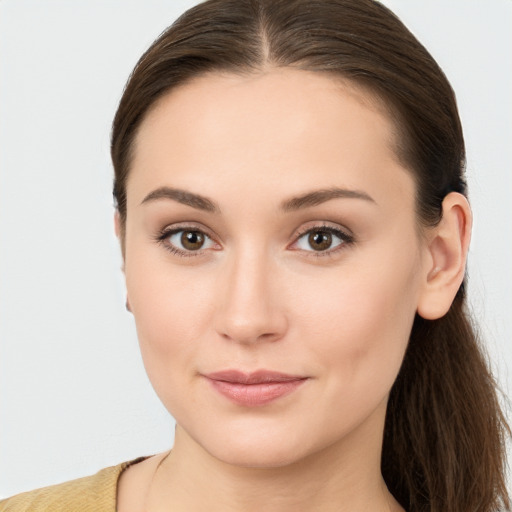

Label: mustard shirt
[0,457,147,512]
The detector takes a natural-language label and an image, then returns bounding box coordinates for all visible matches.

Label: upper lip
[204,369,307,384]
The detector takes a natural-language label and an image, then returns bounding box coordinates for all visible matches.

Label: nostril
[216,314,287,345]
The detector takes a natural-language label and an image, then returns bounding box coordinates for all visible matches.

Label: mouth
[203,369,309,407]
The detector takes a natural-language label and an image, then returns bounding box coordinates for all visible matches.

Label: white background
[1,0,511,499]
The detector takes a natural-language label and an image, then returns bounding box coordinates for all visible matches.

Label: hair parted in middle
[111,2,511,511]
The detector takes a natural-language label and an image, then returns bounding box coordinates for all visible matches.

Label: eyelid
[289,222,355,255]
[155,222,221,256]
[154,221,354,258]
[293,221,354,239]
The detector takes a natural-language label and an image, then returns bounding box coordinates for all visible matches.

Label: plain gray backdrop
[1,0,511,498]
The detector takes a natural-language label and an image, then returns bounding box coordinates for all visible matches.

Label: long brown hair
[111,1,511,510]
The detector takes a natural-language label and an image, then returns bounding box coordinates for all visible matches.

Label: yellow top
[0,457,147,512]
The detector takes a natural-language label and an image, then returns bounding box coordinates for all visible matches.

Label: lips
[203,370,308,406]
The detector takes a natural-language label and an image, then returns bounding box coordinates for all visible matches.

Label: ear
[114,210,122,239]
[114,210,126,268]
[114,211,131,312]
[417,192,472,320]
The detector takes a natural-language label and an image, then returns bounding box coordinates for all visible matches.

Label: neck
[147,407,402,512]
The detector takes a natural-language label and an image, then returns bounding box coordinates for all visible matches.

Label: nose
[214,248,288,345]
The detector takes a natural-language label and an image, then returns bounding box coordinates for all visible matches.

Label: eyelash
[155,225,218,258]
[155,223,354,258]
[292,224,355,258]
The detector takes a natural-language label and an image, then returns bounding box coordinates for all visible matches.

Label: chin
[194,423,315,469]
[212,442,307,469]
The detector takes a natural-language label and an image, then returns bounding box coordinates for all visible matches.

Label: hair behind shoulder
[384,295,511,511]
[111,1,511,510]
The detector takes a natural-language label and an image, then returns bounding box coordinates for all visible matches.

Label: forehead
[135,68,397,156]
[128,68,414,211]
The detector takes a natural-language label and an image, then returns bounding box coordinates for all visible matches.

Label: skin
[116,69,471,511]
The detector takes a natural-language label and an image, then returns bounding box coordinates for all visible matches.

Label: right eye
[159,228,217,256]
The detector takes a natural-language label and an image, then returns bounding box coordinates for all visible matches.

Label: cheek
[294,246,421,395]
[126,266,220,421]
[125,252,217,383]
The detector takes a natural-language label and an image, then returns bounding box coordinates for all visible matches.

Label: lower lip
[207,378,307,406]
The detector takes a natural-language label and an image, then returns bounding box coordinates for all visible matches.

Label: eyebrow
[140,185,375,213]
[141,187,220,213]
[281,187,375,211]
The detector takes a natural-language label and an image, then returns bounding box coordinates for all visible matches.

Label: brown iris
[181,230,205,250]
[308,230,332,251]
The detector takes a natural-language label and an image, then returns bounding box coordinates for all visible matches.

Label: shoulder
[0,458,147,512]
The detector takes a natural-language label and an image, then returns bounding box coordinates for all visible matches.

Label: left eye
[295,228,348,252]
[167,229,216,252]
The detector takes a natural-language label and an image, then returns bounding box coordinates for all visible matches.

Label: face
[122,69,430,468]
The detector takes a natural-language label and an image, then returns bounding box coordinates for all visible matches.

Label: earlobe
[417,192,472,320]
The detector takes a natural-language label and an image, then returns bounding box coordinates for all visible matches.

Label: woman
[1,0,509,511]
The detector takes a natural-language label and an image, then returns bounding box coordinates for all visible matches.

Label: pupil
[181,231,204,250]
[309,231,332,251]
